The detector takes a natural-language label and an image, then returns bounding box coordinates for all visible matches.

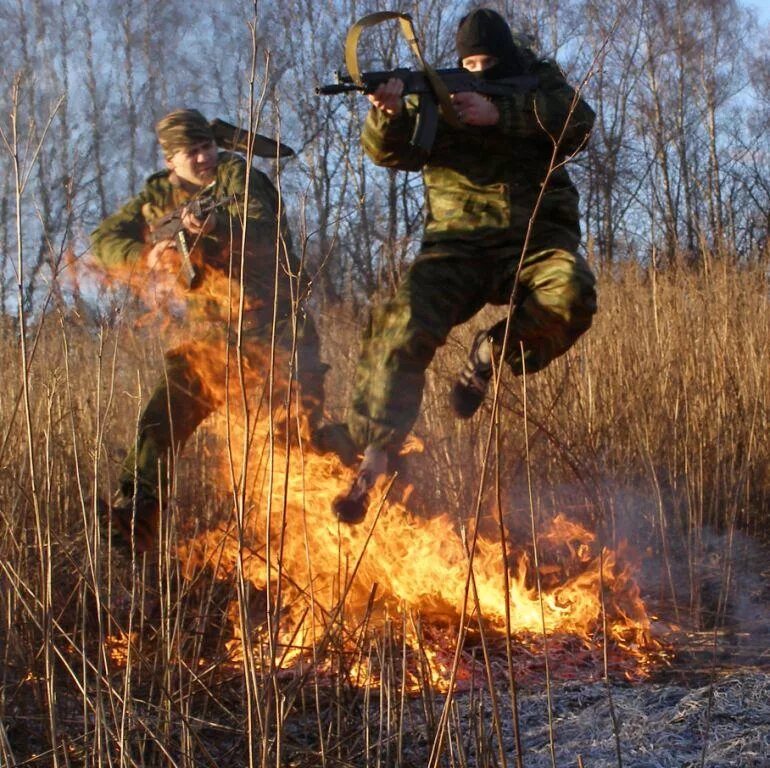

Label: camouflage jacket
[361,55,595,253]
[91,152,300,314]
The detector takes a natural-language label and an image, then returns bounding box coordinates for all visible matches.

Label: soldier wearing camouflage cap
[334,9,597,523]
[92,108,352,553]
[155,108,216,158]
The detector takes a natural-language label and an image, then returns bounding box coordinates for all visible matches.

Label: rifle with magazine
[318,67,537,151]
[317,10,537,153]
[146,193,234,288]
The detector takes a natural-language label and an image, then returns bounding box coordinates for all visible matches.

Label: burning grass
[146,325,663,689]
[1,259,769,765]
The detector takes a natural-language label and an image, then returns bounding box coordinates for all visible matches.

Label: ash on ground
[493,668,769,767]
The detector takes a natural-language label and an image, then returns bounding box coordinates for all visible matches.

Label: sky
[744,0,770,25]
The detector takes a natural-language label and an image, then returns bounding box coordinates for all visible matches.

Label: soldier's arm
[90,193,151,266]
[496,58,595,158]
[361,96,429,172]
[215,154,284,244]
[214,153,304,274]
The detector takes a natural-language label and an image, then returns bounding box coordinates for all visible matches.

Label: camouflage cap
[155,109,215,157]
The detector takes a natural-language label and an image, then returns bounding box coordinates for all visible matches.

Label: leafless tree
[1,0,769,313]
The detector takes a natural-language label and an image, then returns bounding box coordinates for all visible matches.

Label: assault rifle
[317,67,538,152]
[148,194,234,289]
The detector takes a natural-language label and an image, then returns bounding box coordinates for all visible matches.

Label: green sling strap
[344,11,463,130]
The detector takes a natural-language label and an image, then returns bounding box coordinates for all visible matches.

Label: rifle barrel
[316,83,364,95]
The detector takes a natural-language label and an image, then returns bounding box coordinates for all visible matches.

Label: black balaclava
[456,8,524,79]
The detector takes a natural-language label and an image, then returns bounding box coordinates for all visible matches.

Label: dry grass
[1,257,769,765]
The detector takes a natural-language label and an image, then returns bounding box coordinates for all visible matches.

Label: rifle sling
[344,11,462,130]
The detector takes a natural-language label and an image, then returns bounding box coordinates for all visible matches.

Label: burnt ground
[2,606,767,767]
[467,667,769,768]
[2,530,767,767]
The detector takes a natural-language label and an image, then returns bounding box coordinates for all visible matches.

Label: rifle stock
[210,118,295,158]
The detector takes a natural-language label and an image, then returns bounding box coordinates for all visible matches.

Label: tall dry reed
[1,256,767,764]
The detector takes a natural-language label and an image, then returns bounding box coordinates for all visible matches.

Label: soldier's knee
[535,249,597,332]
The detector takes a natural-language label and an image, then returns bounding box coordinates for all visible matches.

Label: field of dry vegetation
[1,0,769,764]
[1,255,768,766]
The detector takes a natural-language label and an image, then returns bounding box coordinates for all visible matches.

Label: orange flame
[92,249,663,683]
[173,336,661,681]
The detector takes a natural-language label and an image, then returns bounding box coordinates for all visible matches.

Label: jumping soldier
[334,9,597,522]
[92,108,353,552]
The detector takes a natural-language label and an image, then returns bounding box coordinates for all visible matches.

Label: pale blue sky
[745,0,770,25]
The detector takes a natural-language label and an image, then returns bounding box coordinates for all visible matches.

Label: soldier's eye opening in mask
[461,54,499,73]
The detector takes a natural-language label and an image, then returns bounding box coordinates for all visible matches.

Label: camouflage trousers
[119,311,327,501]
[348,243,597,452]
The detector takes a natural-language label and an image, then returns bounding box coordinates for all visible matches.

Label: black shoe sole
[332,492,368,524]
[450,382,485,419]
[97,496,159,555]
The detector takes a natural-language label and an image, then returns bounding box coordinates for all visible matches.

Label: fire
[91,247,663,684]
[104,629,137,667]
[173,338,660,681]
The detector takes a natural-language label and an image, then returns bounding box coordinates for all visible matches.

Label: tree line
[1,0,767,314]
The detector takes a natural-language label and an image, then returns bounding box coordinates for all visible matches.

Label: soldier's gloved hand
[181,208,216,236]
[368,78,404,116]
[145,239,178,272]
[452,92,499,126]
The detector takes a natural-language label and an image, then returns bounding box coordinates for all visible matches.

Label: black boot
[450,329,493,418]
[101,490,160,555]
[332,446,388,524]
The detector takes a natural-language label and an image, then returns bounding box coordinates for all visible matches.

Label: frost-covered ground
[503,669,769,767]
